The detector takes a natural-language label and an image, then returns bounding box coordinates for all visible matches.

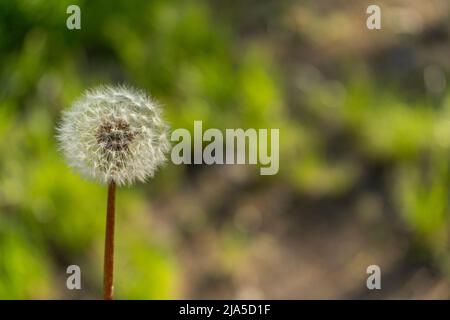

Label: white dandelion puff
[57,85,170,186]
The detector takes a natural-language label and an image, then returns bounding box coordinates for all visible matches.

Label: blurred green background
[0,0,450,299]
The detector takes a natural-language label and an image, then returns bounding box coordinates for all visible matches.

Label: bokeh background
[0,0,450,299]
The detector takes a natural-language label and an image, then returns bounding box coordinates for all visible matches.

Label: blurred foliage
[0,0,449,298]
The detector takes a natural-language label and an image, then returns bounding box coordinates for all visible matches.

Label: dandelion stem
[103,181,116,300]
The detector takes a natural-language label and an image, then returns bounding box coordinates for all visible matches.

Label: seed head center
[96,119,135,152]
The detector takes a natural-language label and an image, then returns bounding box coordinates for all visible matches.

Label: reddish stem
[103,181,116,300]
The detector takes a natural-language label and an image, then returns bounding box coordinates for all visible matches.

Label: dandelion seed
[57,85,170,186]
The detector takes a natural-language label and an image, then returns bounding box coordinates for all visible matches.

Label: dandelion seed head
[57,85,170,186]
